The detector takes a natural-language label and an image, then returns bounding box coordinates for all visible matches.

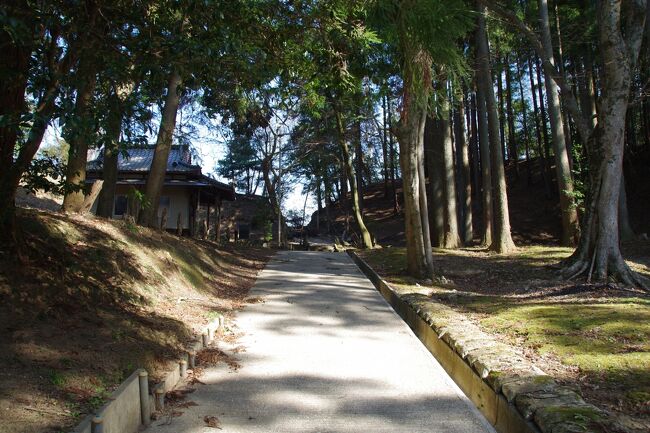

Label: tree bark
[469,91,481,208]
[316,175,323,233]
[354,116,364,213]
[496,59,507,161]
[139,69,183,227]
[535,57,553,184]
[538,0,580,246]
[416,112,435,273]
[476,82,493,247]
[426,116,445,247]
[561,0,647,287]
[554,3,575,170]
[528,56,552,196]
[387,95,399,214]
[618,173,635,241]
[505,55,519,176]
[382,94,390,197]
[62,53,98,213]
[96,94,123,218]
[477,5,516,253]
[336,110,373,249]
[398,56,434,278]
[441,88,461,248]
[516,56,532,185]
[81,180,104,214]
[0,4,32,250]
[455,92,473,245]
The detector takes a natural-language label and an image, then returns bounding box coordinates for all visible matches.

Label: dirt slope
[310,155,650,247]
[0,209,272,433]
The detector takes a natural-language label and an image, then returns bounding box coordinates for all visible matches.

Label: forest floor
[360,243,650,430]
[0,208,273,433]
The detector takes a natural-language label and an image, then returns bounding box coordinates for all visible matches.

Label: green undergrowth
[361,245,650,421]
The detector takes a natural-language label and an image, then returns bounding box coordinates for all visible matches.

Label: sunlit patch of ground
[361,243,650,428]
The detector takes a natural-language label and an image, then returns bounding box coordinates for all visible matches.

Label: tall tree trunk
[476,83,493,247]
[96,94,123,218]
[505,55,519,177]
[261,155,281,245]
[554,3,574,170]
[562,0,647,287]
[455,92,473,245]
[496,60,507,161]
[416,112,435,274]
[324,170,332,234]
[339,165,348,209]
[426,116,445,247]
[139,69,182,227]
[576,55,598,131]
[469,91,481,208]
[62,54,98,213]
[539,0,579,246]
[477,5,516,253]
[354,116,364,213]
[336,110,373,249]
[398,61,434,278]
[441,88,461,248]
[0,8,32,249]
[535,57,553,182]
[528,56,552,196]
[516,56,533,184]
[382,94,390,197]
[618,172,635,241]
[387,95,399,214]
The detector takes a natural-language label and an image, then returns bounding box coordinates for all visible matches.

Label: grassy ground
[360,243,650,429]
[0,208,273,433]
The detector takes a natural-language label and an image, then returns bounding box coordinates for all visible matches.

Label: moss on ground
[360,245,650,423]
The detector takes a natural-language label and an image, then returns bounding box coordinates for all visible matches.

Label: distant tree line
[1,0,647,286]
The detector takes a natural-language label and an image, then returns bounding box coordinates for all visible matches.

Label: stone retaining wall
[349,251,624,433]
[71,316,224,433]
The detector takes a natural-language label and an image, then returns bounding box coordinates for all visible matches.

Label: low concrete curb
[71,315,225,433]
[348,251,623,433]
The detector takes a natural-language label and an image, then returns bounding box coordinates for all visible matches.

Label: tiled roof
[87,146,200,173]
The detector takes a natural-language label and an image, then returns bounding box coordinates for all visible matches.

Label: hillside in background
[0,209,272,433]
[309,155,650,247]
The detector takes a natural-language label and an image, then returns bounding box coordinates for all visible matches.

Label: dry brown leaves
[196,347,241,372]
[203,415,222,429]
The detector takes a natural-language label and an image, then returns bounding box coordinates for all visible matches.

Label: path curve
[146,251,495,433]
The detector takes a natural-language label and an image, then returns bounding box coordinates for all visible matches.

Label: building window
[114,195,128,216]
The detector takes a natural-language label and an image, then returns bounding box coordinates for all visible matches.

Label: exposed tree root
[561,253,649,291]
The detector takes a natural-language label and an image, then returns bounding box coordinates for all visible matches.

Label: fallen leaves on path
[197,347,241,371]
[203,415,222,429]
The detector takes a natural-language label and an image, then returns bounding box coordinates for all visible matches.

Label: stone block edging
[71,315,225,433]
[348,251,622,433]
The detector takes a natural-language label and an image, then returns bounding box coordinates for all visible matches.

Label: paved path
[147,251,495,433]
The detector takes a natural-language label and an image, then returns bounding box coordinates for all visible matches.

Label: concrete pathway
[147,251,495,433]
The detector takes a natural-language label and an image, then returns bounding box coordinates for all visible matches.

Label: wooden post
[176,212,182,236]
[138,371,150,426]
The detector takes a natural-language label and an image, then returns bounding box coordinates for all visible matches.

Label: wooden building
[86,145,235,235]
